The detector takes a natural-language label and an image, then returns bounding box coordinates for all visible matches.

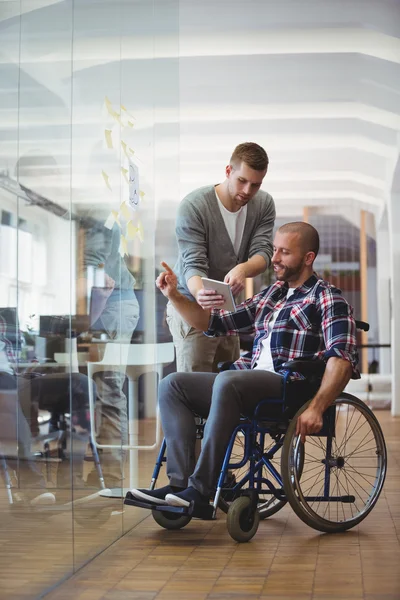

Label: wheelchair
[124,321,387,542]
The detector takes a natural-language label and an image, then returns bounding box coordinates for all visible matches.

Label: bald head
[277,222,319,258]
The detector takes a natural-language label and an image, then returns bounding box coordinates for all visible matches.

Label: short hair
[277,222,320,257]
[230,142,269,172]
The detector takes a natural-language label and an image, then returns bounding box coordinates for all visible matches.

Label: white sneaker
[30,492,56,506]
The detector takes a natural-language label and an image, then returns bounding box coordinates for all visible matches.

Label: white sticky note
[104,212,115,230]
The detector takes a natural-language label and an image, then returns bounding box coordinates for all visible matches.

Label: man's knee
[211,370,245,409]
[213,370,241,392]
[159,371,186,406]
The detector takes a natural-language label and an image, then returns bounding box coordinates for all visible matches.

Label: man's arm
[224,255,268,295]
[296,357,352,443]
[296,287,358,442]
[157,263,211,332]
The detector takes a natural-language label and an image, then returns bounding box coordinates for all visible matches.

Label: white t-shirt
[215,190,247,257]
[254,287,296,373]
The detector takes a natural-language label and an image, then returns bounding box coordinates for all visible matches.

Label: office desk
[87,342,175,498]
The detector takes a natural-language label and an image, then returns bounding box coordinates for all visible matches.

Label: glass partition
[0,0,178,594]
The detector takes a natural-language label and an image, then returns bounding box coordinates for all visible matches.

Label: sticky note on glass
[129,162,140,210]
[119,201,131,221]
[104,129,113,149]
[121,167,129,183]
[104,212,115,230]
[126,220,137,240]
[102,170,112,190]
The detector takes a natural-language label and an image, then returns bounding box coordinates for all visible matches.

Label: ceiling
[0,0,399,235]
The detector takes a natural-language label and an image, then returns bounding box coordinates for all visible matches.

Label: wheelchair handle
[355,320,369,332]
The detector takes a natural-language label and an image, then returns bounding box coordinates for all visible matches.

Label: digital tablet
[201,277,236,312]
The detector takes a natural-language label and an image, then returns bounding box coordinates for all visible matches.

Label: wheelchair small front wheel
[152,509,192,530]
[226,496,260,543]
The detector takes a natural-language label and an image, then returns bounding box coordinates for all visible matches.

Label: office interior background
[0,0,399,597]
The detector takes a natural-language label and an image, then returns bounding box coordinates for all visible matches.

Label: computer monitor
[39,314,90,337]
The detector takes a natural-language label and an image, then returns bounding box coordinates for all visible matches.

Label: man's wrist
[168,289,182,303]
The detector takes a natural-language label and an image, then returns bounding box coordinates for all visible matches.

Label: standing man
[168,142,275,372]
[80,212,140,488]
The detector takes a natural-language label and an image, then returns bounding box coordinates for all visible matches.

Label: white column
[376,213,391,374]
[388,192,400,416]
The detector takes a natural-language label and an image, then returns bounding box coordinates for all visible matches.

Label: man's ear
[305,251,315,266]
[226,164,233,178]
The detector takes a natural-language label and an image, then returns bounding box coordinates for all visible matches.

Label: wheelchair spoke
[338,468,364,514]
[342,463,378,487]
[342,434,377,462]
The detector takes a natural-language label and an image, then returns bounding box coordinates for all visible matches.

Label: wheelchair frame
[124,321,388,542]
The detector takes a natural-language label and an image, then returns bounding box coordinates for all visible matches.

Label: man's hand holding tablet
[200,278,236,312]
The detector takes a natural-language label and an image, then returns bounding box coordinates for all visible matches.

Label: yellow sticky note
[105,96,120,120]
[102,170,112,190]
[139,190,145,199]
[121,141,129,158]
[119,201,131,221]
[126,220,137,240]
[127,120,134,128]
[104,212,115,230]
[121,167,128,183]
[120,104,127,112]
[104,129,113,149]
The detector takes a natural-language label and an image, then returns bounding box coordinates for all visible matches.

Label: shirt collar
[270,273,319,299]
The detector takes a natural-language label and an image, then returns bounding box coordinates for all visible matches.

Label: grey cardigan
[174,185,276,300]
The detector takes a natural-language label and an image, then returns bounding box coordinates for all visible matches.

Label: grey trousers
[159,369,284,497]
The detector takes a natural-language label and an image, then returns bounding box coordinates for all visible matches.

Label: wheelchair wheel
[282,394,387,533]
[218,428,288,520]
[152,509,192,530]
[226,496,260,543]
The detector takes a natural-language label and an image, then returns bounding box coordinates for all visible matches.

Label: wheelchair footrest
[124,496,215,520]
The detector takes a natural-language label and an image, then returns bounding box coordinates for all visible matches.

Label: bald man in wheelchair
[130,222,359,512]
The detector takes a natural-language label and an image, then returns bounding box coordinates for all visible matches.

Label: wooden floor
[40,410,400,600]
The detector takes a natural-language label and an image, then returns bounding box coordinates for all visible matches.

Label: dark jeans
[159,370,317,497]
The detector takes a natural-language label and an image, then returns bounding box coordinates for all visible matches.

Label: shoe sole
[129,489,168,505]
[165,493,190,508]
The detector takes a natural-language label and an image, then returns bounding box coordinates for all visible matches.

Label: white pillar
[376,213,391,374]
[388,192,400,416]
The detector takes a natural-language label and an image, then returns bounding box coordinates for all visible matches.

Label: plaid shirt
[0,314,20,367]
[206,274,360,380]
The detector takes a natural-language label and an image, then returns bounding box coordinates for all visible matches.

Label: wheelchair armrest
[281,360,326,378]
[217,361,234,372]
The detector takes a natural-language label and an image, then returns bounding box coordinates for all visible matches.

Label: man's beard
[273,261,304,282]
